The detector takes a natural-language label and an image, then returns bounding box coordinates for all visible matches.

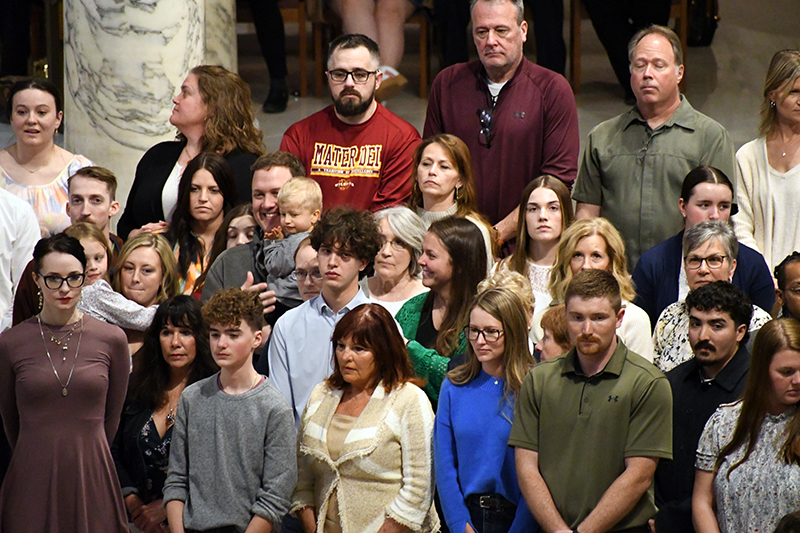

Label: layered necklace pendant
[37,314,84,398]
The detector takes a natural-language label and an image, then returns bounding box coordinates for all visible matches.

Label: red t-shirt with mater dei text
[280,104,421,211]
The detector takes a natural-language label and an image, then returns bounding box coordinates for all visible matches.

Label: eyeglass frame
[326,69,379,84]
[379,236,408,252]
[463,325,505,343]
[684,254,728,270]
[293,268,323,282]
[36,272,86,290]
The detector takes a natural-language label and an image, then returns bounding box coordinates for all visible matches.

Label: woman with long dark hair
[693,318,800,532]
[112,295,218,533]
[0,233,130,531]
[165,152,237,296]
[395,217,488,402]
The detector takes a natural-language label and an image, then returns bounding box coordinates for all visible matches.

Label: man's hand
[131,499,168,533]
[241,271,277,316]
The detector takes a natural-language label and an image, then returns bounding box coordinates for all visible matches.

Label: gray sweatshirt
[163,374,297,531]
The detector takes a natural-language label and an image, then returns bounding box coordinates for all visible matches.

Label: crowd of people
[0,0,799,532]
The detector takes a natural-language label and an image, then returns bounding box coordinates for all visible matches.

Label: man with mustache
[652,281,752,533]
[510,269,672,533]
[280,34,420,212]
[573,25,735,267]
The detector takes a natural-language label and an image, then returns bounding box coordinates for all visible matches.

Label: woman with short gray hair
[653,220,772,372]
[361,206,429,315]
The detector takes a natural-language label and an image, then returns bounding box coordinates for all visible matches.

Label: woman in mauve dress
[0,233,129,532]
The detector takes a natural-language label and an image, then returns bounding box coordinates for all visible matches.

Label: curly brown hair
[309,207,382,263]
[181,65,264,157]
[202,287,264,332]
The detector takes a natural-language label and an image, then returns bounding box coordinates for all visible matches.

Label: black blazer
[111,401,158,502]
[118,140,258,239]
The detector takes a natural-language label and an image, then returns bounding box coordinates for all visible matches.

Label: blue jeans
[466,494,517,533]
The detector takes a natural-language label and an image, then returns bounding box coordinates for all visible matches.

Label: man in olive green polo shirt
[510,269,672,533]
[572,25,735,267]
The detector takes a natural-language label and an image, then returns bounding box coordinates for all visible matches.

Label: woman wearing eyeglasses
[632,165,775,329]
[653,220,773,372]
[361,207,429,315]
[0,233,130,531]
[435,271,538,533]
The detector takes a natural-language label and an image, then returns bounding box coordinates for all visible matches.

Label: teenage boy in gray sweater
[164,288,296,533]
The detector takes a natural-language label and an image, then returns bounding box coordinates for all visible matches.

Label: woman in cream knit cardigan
[293,303,439,533]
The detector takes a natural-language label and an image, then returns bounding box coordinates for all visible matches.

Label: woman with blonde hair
[410,133,495,271]
[531,217,654,361]
[119,65,263,239]
[734,50,800,271]
[435,271,538,533]
[693,318,800,533]
[112,233,180,354]
[500,175,574,316]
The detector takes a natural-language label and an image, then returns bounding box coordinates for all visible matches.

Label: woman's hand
[297,506,317,533]
[129,221,169,239]
[377,517,410,533]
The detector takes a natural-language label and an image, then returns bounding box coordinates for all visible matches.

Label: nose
[170,332,181,346]
[485,30,499,46]
[235,233,250,246]
[696,260,711,275]
[579,259,592,272]
[698,324,711,341]
[642,63,654,78]
[172,94,180,105]
[264,194,278,211]
[708,206,720,220]
[81,203,92,216]
[131,269,141,284]
[581,320,592,335]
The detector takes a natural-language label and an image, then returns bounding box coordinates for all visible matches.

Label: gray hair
[374,206,427,278]
[628,24,683,68]
[683,220,739,261]
[470,0,525,25]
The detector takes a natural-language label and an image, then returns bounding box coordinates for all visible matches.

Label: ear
[358,258,369,272]
[520,20,528,42]
[252,328,263,351]
[676,64,685,85]
[55,110,64,130]
[777,288,786,308]
[109,201,120,218]
[735,322,747,343]
[678,198,686,219]
[728,258,737,281]
[310,209,320,225]
[615,307,625,330]
[374,69,383,90]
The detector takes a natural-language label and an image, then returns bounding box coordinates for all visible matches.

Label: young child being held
[67,222,158,331]
[257,177,322,322]
[163,287,296,533]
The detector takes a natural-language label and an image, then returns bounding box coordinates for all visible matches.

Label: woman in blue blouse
[434,271,539,533]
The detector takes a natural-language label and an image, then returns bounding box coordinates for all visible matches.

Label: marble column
[63,0,237,226]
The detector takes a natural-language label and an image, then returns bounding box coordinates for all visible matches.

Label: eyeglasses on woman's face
[37,272,85,290]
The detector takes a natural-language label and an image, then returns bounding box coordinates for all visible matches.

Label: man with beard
[652,281,751,533]
[280,34,421,212]
[510,269,672,533]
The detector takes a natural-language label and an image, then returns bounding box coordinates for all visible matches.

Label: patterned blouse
[653,301,772,372]
[696,402,800,533]
[0,154,92,237]
[139,416,173,502]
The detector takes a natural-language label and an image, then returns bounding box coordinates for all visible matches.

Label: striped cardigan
[292,380,439,532]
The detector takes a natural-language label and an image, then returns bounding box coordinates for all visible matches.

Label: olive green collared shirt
[573,96,736,266]
[509,340,673,530]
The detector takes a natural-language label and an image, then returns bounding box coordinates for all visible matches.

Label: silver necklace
[779,134,800,157]
[37,314,83,397]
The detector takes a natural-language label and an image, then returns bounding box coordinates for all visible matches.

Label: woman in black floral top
[112,296,218,533]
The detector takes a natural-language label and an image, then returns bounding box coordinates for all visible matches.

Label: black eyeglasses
[477,107,494,148]
[37,272,85,290]
[684,254,728,270]
[327,69,378,84]
[463,326,504,343]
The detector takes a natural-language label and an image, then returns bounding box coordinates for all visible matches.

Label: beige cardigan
[292,381,439,533]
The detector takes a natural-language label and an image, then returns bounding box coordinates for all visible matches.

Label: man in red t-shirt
[280,34,421,212]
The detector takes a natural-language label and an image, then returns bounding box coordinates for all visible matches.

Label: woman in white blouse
[734,49,800,271]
